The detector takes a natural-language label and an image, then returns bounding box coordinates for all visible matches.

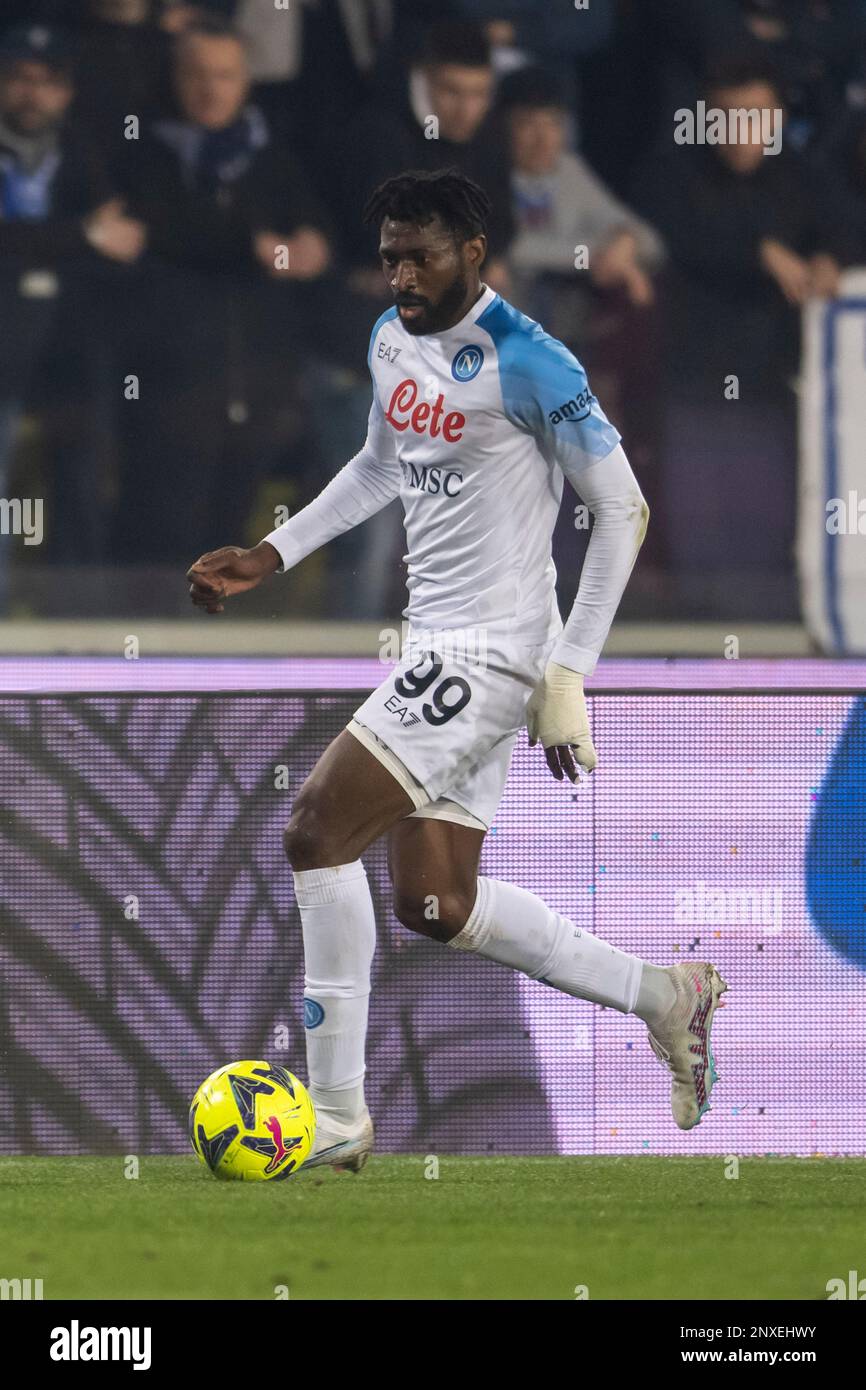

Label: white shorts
[348,628,557,831]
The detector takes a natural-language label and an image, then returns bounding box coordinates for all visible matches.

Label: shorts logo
[304,998,325,1029]
[451,345,484,382]
[384,694,421,725]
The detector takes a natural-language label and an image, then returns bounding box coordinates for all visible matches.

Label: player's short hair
[363,168,492,245]
[422,20,491,70]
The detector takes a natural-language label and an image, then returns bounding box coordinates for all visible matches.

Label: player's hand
[526,661,597,783]
[186,542,281,614]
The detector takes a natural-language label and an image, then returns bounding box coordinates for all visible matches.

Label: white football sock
[293,860,375,1127]
[634,961,677,1026]
[448,876,647,1014]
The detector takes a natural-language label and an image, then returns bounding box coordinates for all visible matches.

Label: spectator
[329,20,515,298]
[633,54,850,615]
[114,15,331,563]
[501,66,662,332]
[71,2,173,169]
[0,24,145,603]
[156,1,395,175]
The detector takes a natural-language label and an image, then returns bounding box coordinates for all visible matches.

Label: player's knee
[282,813,316,869]
[392,887,473,943]
[283,796,338,870]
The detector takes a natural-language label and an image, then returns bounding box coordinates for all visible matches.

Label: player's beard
[398,270,469,336]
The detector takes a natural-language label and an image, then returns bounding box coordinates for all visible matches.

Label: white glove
[526,661,597,781]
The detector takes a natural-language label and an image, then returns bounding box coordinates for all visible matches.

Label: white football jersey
[265,285,646,676]
[364,284,621,643]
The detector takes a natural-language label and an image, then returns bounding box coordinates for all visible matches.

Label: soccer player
[187,168,727,1170]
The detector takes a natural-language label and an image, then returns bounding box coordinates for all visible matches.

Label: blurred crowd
[3,0,866,619]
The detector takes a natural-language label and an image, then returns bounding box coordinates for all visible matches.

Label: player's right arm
[187,394,401,613]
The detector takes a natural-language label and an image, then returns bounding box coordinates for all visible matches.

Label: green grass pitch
[1,1155,864,1300]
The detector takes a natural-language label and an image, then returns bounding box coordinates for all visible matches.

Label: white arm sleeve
[261,396,402,573]
[550,443,649,676]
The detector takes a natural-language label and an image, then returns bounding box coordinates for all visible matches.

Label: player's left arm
[505,333,649,782]
[526,443,648,780]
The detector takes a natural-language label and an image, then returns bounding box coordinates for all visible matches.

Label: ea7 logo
[384,694,421,726]
[826,1270,866,1299]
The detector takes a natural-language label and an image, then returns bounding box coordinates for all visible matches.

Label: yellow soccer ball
[189,1060,316,1181]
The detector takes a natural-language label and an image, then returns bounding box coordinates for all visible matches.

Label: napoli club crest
[304,998,325,1029]
[451,345,484,382]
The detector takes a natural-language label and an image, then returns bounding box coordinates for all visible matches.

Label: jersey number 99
[394,652,472,726]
